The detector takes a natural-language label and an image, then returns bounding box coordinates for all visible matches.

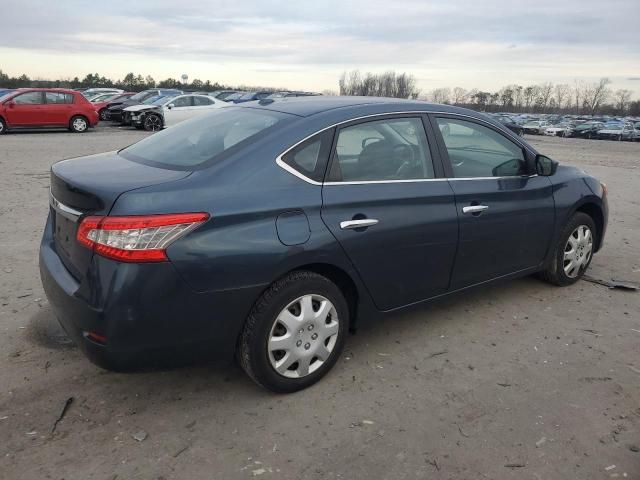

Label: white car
[82,88,124,99]
[124,94,225,131]
[522,121,548,135]
[544,124,574,137]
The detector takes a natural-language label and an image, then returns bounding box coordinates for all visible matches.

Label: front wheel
[99,108,110,121]
[69,116,88,133]
[238,271,348,393]
[538,212,596,286]
[0,117,6,134]
[143,114,163,131]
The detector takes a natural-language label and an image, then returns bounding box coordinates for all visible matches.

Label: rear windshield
[120,107,291,170]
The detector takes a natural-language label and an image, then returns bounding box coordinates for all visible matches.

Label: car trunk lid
[49,151,190,279]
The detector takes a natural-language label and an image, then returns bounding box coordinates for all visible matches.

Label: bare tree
[613,89,633,114]
[573,80,583,114]
[536,82,554,112]
[523,86,537,110]
[498,86,515,109]
[582,78,611,115]
[430,87,451,104]
[553,84,571,112]
[452,87,468,105]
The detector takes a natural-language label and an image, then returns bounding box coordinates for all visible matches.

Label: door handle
[340,219,379,230]
[462,205,489,214]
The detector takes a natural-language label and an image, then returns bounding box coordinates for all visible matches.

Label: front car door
[320,115,459,311]
[430,115,555,289]
[4,91,45,126]
[162,95,193,127]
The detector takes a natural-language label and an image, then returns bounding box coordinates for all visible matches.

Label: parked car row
[489,113,640,141]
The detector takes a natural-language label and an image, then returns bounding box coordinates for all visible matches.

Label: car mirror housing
[535,154,558,176]
[167,103,175,109]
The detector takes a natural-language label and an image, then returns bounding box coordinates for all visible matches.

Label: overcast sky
[1,0,639,94]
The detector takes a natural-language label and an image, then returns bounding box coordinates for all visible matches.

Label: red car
[0,88,99,134]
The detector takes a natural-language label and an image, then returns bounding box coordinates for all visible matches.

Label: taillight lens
[77,213,209,262]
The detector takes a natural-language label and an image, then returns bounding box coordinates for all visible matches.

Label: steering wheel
[392,144,415,179]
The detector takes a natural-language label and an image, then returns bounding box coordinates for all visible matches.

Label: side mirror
[5,100,15,108]
[167,103,175,109]
[535,154,558,176]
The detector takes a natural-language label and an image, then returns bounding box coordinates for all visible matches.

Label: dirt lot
[0,127,639,480]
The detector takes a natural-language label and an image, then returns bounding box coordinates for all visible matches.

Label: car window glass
[121,108,290,169]
[281,129,334,182]
[45,92,73,104]
[171,96,191,108]
[436,117,525,178]
[331,117,434,182]
[13,92,43,104]
[194,96,213,106]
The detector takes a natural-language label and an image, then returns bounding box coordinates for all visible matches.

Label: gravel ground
[0,127,639,479]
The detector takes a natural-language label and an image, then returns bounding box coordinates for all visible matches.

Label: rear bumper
[39,216,265,369]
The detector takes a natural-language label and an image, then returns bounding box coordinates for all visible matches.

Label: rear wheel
[538,212,596,286]
[238,271,348,393]
[143,114,163,131]
[69,116,88,133]
[0,117,6,134]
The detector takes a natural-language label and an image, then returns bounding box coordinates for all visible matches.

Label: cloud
[1,0,638,92]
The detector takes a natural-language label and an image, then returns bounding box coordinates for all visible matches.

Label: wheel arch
[286,263,360,332]
[574,201,605,251]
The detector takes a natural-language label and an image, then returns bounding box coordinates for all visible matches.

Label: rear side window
[436,117,525,178]
[13,92,43,104]
[121,108,291,169]
[171,96,191,107]
[45,92,73,104]
[281,129,334,182]
[194,96,213,106]
[329,117,435,182]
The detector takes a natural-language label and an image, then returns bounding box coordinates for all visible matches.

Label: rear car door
[431,115,555,289]
[43,91,74,125]
[5,91,45,126]
[320,115,459,311]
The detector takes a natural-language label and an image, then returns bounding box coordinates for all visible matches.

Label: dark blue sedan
[40,97,608,392]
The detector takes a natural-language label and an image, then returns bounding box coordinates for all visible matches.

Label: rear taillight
[77,213,209,262]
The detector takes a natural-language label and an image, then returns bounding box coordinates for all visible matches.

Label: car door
[4,91,45,126]
[163,96,193,127]
[43,91,74,125]
[430,115,555,289]
[320,115,459,311]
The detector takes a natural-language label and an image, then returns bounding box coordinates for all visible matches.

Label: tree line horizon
[1,68,638,116]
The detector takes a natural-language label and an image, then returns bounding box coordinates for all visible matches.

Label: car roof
[236,95,483,118]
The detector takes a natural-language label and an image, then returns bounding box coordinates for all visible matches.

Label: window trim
[429,113,534,179]
[274,111,537,185]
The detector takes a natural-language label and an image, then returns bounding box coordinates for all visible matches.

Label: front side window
[45,92,73,104]
[329,117,434,182]
[13,92,43,105]
[121,108,291,169]
[436,117,526,178]
[170,96,192,108]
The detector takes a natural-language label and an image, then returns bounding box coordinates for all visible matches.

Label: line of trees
[339,70,421,99]
[0,69,286,94]
[424,78,637,116]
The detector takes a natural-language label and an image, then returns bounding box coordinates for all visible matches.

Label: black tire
[98,108,109,121]
[617,135,622,141]
[538,212,596,286]
[0,117,6,134]
[586,132,592,139]
[143,114,163,131]
[69,115,89,133]
[238,271,349,393]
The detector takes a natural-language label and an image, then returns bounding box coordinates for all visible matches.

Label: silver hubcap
[73,118,87,131]
[146,115,162,130]
[563,225,593,278]
[268,294,339,378]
